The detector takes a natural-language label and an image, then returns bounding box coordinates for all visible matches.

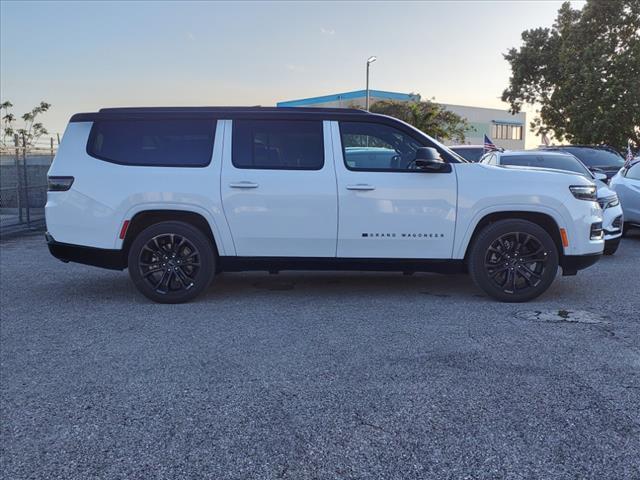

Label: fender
[454,203,570,259]
[116,202,235,256]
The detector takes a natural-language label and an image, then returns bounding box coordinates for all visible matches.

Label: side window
[626,163,640,180]
[340,122,424,171]
[232,120,324,170]
[88,119,216,167]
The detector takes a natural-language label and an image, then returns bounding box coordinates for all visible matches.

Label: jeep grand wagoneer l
[46,107,604,303]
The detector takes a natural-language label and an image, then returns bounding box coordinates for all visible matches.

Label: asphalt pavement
[1,232,639,479]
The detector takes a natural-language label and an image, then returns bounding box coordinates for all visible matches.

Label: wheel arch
[463,211,564,262]
[121,209,221,259]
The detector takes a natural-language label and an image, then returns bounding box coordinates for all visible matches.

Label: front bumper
[46,232,126,270]
[602,204,623,240]
[560,252,602,276]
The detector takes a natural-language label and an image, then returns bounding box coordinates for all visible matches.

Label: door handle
[229,181,259,189]
[346,184,375,191]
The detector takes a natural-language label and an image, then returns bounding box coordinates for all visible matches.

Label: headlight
[597,194,619,209]
[569,185,597,201]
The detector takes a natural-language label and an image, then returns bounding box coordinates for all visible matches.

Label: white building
[277,90,526,150]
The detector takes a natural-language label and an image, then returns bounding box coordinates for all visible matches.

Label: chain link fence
[1,149,53,235]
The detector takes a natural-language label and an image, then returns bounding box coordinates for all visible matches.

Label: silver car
[610,160,640,234]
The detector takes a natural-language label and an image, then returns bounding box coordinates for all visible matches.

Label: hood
[491,164,591,180]
[596,181,616,199]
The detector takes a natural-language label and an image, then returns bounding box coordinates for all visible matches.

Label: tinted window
[340,122,424,171]
[88,119,215,167]
[559,147,624,168]
[232,120,323,170]
[500,154,591,177]
[452,147,484,162]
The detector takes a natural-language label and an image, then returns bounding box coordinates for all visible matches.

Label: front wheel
[468,219,559,302]
[128,221,216,303]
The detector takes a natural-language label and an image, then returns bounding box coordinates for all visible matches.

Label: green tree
[1,100,51,148]
[502,0,640,151]
[369,99,471,142]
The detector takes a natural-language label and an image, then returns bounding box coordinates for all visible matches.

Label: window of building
[232,120,324,170]
[512,125,522,140]
[339,122,424,171]
[88,119,216,167]
[491,123,523,140]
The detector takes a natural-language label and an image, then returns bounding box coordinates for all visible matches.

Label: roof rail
[98,106,367,114]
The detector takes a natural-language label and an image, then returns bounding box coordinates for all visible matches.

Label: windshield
[559,147,624,168]
[451,147,484,162]
[500,154,591,177]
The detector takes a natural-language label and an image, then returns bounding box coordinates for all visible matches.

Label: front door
[221,119,337,257]
[331,120,457,259]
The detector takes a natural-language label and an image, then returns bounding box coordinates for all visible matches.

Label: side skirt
[218,257,467,274]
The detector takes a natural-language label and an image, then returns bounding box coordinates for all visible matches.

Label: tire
[603,237,620,255]
[468,219,559,302]
[128,221,216,303]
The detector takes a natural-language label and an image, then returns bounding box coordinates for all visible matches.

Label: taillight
[47,176,74,192]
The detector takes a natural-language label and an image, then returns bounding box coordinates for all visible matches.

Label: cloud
[320,27,335,36]
[186,32,196,41]
[285,64,305,72]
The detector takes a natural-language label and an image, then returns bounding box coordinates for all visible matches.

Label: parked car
[480,150,623,254]
[610,160,640,235]
[46,107,604,303]
[449,144,485,162]
[540,145,625,181]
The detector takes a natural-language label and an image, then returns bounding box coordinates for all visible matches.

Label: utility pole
[365,56,377,111]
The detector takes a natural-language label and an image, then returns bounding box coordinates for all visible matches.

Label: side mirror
[414,147,451,172]
[593,172,607,181]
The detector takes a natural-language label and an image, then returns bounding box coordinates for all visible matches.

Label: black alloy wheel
[468,219,559,302]
[128,221,215,303]
[484,232,549,294]
[139,233,200,294]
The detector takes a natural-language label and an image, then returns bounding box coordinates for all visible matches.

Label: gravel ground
[1,232,639,480]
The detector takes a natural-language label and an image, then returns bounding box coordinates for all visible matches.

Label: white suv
[46,107,604,303]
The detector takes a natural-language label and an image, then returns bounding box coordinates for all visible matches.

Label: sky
[0,0,586,145]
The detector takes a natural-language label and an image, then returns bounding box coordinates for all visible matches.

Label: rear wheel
[468,219,559,302]
[128,221,215,303]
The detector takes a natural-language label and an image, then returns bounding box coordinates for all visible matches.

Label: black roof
[71,106,371,122]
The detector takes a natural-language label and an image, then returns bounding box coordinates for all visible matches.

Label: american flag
[626,139,635,167]
[484,134,498,152]
[541,132,551,146]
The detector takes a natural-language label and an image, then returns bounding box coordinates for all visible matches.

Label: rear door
[331,120,457,259]
[220,118,338,257]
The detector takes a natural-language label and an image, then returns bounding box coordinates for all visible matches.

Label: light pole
[365,56,377,111]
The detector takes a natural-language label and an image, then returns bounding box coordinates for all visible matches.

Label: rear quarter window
[87,118,216,167]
